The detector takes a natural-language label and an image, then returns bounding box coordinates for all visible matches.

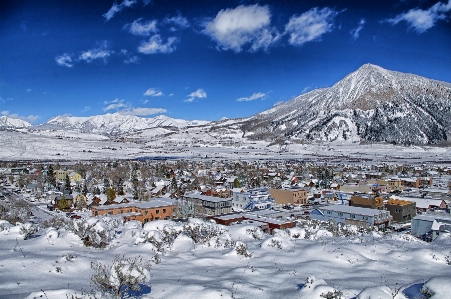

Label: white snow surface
[1,218,451,299]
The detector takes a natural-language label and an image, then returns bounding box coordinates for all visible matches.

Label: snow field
[1,218,451,299]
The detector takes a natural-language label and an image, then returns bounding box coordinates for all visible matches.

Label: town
[2,159,450,241]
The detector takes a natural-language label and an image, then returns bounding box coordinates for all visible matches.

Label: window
[163,209,166,213]
[145,211,148,215]
[327,211,332,214]
[155,217,160,220]
[338,212,343,217]
[156,209,160,214]
[350,214,355,218]
[120,210,124,214]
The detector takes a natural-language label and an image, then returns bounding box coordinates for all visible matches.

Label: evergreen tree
[103,178,110,194]
[65,174,72,193]
[116,177,124,196]
[47,164,56,187]
[171,177,178,191]
[93,186,101,195]
[82,183,88,196]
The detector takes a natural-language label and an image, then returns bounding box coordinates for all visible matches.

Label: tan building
[349,194,384,209]
[385,178,403,192]
[269,187,308,205]
[91,198,177,224]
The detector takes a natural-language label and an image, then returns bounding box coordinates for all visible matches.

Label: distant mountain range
[0,116,32,128]
[2,64,451,145]
[30,114,210,135]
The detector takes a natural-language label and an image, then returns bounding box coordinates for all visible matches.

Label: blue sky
[1,0,451,124]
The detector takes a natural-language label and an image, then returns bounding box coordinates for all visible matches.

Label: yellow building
[269,187,308,205]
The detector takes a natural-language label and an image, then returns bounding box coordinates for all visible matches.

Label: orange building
[269,187,308,205]
[91,198,177,224]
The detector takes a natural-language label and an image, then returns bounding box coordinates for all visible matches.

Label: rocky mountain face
[32,113,210,135]
[239,64,451,145]
[0,116,32,128]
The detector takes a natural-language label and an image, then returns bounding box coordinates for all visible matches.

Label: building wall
[350,195,383,209]
[269,188,308,205]
[91,204,176,223]
[384,201,416,223]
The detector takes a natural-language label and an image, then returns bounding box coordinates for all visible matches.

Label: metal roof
[319,205,389,216]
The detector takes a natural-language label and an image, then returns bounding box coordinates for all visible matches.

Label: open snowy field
[1,217,450,299]
[1,130,450,163]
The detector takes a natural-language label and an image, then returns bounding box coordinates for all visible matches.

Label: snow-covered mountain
[33,113,210,134]
[239,64,451,145]
[0,116,32,128]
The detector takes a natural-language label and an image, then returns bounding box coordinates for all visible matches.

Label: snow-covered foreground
[1,218,450,299]
[1,130,450,163]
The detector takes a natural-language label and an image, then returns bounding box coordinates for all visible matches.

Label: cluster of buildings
[1,161,451,239]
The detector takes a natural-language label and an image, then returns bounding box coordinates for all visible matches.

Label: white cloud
[26,89,31,92]
[1,110,39,123]
[164,15,190,29]
[118,107,167,116]
[103,99,128,111]
[285,7,339,46]
[138,34,178,54]
[79,41,112,63]
[350,18,366,39]
[124,55,139,64]
[202,4,280,52]
[185,89,207,103]
[273,100,284,107]
[237,92,266,102]
[126,18,158,36]
[103,0,137,21]
[385,0,451,33]
[144,88,163,97]
[82,106,91,112]
[55,53,74,67]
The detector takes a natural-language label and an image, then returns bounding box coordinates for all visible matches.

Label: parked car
[70,215,82,219]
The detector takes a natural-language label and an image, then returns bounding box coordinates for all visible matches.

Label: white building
[232,187,274,211]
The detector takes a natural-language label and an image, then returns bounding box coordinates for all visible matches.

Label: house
[269,186,308,205]
[349,194,384,210]
[384,199,416,223]
[54,194,74,209]
[390,196,448,213]
[310,205,392,229]
[182,194,232,216]
[68,172,82,183]
[90,198,177,224]
[232,187,274,211]
[400,177,420,188]
[411,214,451,240]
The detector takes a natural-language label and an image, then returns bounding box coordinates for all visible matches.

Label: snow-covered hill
[0,116,32,128]
[240,64,451,145]
[33,113,210,135]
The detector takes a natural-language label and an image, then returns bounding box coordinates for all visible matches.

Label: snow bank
[356,285,408,299]
[298,276,340,299]
[420,276,451,299]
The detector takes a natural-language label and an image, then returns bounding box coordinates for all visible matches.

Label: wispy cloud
[202,4,280,53]
[350,18,366,39]
[384,0,451,33]
[285,7,339,46]
[118,107,167,116]
[0,97,13,103]
[138,34,178,54]
[125,18,158,36]
[26,89,32,92]
[144,88,163,97]
[185,89,207,103]
[79,41,112,63]
[82,106,91,112]
[55,53,74,67]
[1,110,39,124]
[103,0,137,21]
[124,55,139,64]
[103,99,166,116]
[163,14,190,29]
[237,92,266,102]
